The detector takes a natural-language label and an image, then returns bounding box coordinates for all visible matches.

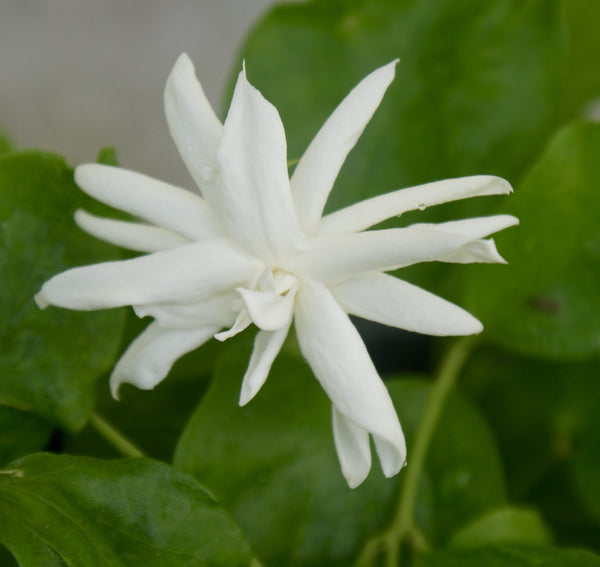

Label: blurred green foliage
[1,0,600,565]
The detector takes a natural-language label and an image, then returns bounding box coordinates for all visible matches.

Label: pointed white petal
[331,272,482,336]
[74,209,190,252]
[293,229,479,283]
[164,53,224,204]
[216,65,307,263]
[239,322,290,406]
[74,164,223,241]
[425,215,519,238]
[291,60,399,235]
[110,321,218,399]
[35,239,259,311]
[418,215,518,264]
[295,279,406,485]
[332,406,372,489]
[133,291,239,329]
[319,176,514,235]
[442,238,507,264]
[295,215,518,283]
[237,285,297,331]
[373,435,407,478]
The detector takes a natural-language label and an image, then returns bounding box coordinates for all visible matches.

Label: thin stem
[390,336,477,558]
[355,336,477,567]
[89,412,146,458]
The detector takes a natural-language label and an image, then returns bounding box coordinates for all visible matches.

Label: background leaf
[174,343,506,566]
[0,407,52,468]
[414,544,600,567]
[236,0,565,216]
[560,0,600,120]
[0,132,13,156]
[448,507,552,549]
[0,151,125,431]
[464,122,600,359]
[461,345,600,550]
[0,453,251,567]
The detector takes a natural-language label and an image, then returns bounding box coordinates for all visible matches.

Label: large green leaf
[236,0,565,216]
[415,545,600,567]
[464,122,600,359]
[0,453,251,567]
[461,345,600,548]
[174,344,505,566]
[0,151,125,431]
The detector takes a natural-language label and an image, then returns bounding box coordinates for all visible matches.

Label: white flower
[35,54,517,488]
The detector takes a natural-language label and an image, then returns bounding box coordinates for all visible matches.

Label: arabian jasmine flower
[35,54,517,488]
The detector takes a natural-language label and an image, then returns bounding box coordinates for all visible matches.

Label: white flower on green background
[36,54,517,488]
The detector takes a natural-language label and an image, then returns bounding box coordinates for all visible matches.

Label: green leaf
[571,409,600,524]
[465,122,600,359]
[449,507,552,549]
[95,146,118,166]
[236,0,565,216]
[0,453,251,567]
[0,133,13,156]
[0,151,125,431]
[174,344,505,565]
[461,345,600,547]
[0,407,52,468]
[560,0,600,120]
[415,545,600,567]
[176,346,397,567]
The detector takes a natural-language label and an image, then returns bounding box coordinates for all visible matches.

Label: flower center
[215,268,298,342]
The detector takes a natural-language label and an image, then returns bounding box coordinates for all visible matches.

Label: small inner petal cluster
[35,53,517,488]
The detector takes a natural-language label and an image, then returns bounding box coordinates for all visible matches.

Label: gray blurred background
[0,0,296,188]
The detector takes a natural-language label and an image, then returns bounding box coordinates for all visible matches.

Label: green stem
[355,336,477,567]
[392,336,477,563]
[89,413,146,458]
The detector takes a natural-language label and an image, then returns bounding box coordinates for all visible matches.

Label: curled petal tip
[34,292,48,310]
[238,389,254,407]
[472,321,484,335]
[347,476,365,490]
[109,377,121,401]
[489,176,514,195]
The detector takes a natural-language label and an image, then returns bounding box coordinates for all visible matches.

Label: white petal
[164,53,224,203]
[239,322,291,406]
[110,321,218,399]
[420,215,519,264]
[216,65,307,263]
[74,209,190,252]
[237,284,297,331]
[295,279,406,486]
[133,291,240,329]
[318,176,514,235]
[295,216,517,283]
[214,309,252,342]
[331,272,483,336]
[442,238,507,264]
[422,215,519,239]
[75,164,223,241]
[35,239,259,310]
[291,60,399,235]
[332,406,372,489]
[293,229,480,283]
